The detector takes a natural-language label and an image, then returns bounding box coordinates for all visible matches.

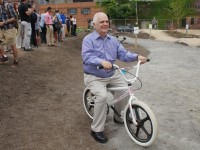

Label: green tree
[116,0,131,4]
[165,0,195,28]
[96,0,117,19]
[96,0,136,19]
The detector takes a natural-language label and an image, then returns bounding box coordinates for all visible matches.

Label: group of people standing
[0,0,39,66]
[0,0,77,67]
[40,7,77,46]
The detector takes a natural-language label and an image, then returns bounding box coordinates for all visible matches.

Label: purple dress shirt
[82,31,138,78]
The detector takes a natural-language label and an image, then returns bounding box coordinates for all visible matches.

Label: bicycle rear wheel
[83,88,94,119]
[83,88,109,119]
[124,100,158,147]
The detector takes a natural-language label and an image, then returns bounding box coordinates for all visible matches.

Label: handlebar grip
[147,59,150,62]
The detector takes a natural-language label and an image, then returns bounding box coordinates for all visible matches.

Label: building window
[68,8,77,15]
[191,18,195,24]
[81,8,91,15]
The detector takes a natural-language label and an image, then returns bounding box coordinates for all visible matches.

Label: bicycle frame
[108,86,139,125]
[106,61,142,125]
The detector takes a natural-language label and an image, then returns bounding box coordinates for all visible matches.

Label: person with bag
[0,0,19,66]
[55,10,62,42]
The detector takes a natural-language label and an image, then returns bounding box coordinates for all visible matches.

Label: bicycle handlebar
[97,59,150,83]
[97,59,150,70]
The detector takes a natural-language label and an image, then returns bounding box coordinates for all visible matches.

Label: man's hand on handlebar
[99,56,149,69]
[101,61,112,70]
[138,55,149,64]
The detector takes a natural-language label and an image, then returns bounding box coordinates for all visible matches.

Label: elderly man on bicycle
[81,12,148,143]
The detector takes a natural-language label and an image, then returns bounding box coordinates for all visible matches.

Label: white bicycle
[83,60,158,147]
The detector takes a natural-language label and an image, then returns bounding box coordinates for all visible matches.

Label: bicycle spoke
[141,126,151,139]
[135,126,141,137]
[140,116,149,124]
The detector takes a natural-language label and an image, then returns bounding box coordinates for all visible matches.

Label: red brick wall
[39,2,103,28]
[186,16,200,29]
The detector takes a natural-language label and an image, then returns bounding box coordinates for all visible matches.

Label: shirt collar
[93,31,111,40]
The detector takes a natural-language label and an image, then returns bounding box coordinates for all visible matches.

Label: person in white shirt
[39,10,47,44]
[72,15,77,36]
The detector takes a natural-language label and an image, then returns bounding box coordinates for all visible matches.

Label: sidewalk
[141,29,200,47]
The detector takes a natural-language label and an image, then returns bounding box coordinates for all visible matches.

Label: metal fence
[110,19,174,30]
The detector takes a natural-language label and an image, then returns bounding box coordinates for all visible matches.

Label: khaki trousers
[84,72,128,132]
[46,25,53,46]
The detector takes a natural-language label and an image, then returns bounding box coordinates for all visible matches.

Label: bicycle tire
[83,88,110,119]
[124,100,158,147]
[83,88,94,119]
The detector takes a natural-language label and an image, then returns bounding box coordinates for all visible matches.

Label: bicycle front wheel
[124,100,158,147]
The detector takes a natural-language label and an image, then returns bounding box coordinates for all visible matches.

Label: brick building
[185,0,200,29]
[38,1,102,28]
[7,0,102,28]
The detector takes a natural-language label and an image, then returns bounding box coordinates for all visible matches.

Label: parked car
[117,26,134,33]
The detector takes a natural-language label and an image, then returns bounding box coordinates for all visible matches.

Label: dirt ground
[0,32,149,150]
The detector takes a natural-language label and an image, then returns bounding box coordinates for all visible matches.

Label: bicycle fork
[128,95,138,126]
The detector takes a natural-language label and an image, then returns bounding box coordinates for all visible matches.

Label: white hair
[93,12,107,24]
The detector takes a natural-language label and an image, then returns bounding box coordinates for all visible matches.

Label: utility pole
[135,0,138,25]
[135,0,138,48]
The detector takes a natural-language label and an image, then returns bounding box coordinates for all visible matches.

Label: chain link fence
[110,19,174,31]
